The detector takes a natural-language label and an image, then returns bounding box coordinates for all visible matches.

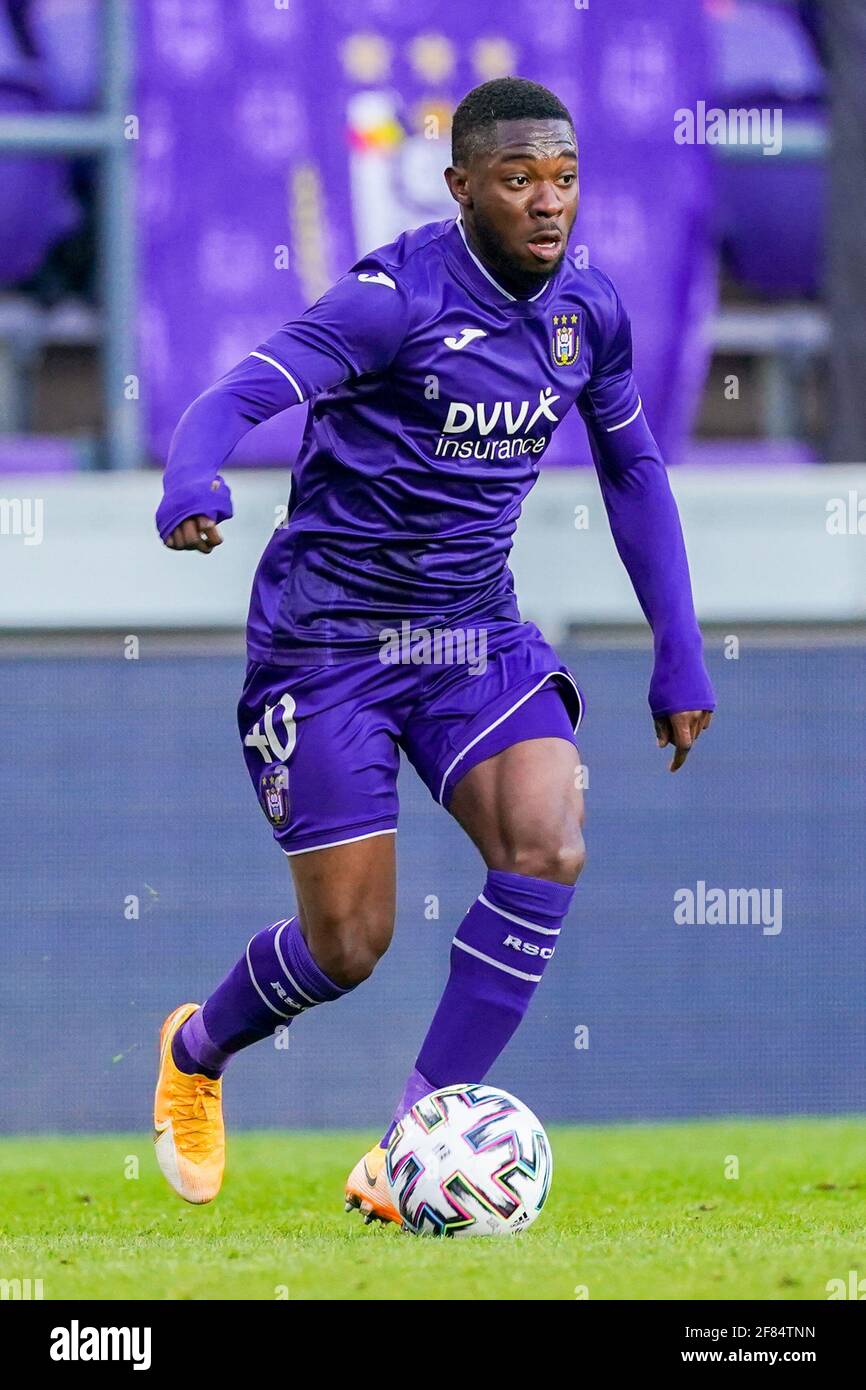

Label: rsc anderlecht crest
[551,311,580,366]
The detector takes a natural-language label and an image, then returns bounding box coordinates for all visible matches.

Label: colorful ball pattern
[385,1083,553,1237]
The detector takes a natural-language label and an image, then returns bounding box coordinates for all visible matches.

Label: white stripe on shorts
[281,827,397,857]
[437,669,583,805]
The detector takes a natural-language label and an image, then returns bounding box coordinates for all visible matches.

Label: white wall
[1,466,864,632]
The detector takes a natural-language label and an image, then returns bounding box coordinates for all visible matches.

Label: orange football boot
[345,1143,401,1226]
[153,1003,225,1204]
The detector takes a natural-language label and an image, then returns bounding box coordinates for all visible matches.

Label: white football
[385,1083,553,1237]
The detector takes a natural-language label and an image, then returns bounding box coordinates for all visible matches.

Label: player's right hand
[654,709,713,773]
[163,514,223,554]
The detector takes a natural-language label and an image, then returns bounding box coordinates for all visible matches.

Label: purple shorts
[237,619,584,856]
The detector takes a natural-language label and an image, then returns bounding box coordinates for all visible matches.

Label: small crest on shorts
[260,764,290,828]
[551,311,580,367]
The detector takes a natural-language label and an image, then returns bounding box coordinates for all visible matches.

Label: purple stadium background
[135,0,714,470]
[2,1,864,1141]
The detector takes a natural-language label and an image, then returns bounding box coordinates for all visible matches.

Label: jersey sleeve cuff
[156,478,234,540]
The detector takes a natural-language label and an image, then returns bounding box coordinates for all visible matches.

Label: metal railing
[0,0,137,470]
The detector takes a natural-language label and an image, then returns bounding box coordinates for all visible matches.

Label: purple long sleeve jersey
[157,217,714,717]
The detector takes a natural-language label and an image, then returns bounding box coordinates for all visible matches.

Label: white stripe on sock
[273,920,315,1006]
[477,892,562,936]
[245,937,299,1019]
[451,937,544,983]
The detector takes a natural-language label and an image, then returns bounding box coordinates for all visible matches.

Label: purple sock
[380,868,576,1144]
[172,916,350,1078]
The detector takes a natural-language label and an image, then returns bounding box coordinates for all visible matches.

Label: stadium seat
[28,0,101,111]
[0,88,78,285]
[707,0,826,298]
[710,0,825,103]
[0,6,79,286]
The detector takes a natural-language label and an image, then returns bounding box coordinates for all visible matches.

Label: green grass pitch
[1,1119,863,1301]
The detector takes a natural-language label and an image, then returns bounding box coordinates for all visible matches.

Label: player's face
[446,119,579,290]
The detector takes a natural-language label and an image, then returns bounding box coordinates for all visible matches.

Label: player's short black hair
[451,78,574,166]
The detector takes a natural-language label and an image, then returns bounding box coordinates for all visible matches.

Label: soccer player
[153,78,714,1218]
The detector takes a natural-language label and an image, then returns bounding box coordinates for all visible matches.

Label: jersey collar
[445,217,560,316]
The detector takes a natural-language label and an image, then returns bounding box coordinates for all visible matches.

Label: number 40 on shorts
[243,692,297,763]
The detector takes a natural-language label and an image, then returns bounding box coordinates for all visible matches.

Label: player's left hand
[654,710,712,773]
